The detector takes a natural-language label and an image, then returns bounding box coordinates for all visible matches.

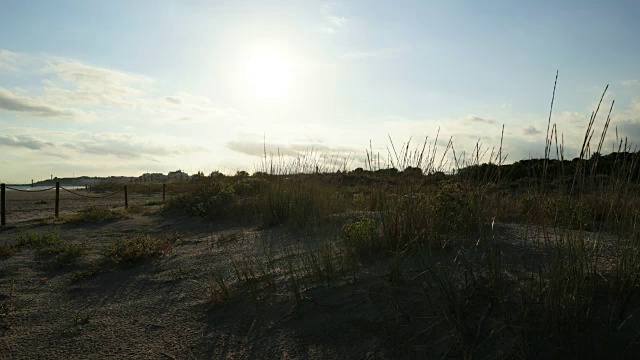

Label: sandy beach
[2,187,162,225]
[0,189,441,359]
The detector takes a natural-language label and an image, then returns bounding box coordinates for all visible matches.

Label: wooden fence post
[163,183,166,203]
[1,183,6,226]
[124,185,128,209]
[55,182,60,218]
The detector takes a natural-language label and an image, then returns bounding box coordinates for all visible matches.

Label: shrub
[0,242,16,257]
[103,235,170,267]
[232,178,268,197]
[432,181,479,239]
[48,242,84,267]
[15,231,61,248]
[342,217,382,258]
[171,181,235,217]
[65,206,126,223]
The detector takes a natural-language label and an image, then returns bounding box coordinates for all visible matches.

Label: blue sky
[1,0,639,182]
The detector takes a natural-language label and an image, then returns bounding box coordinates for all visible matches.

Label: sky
[1,0,639,183]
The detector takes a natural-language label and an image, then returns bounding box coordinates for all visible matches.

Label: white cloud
[140,92,243,124]
[0,88,84,119]
[521,125,541,136]
[0,52,241,126]
[226,140,356,158]
[0,49,19,71]
[66,132,201,159]
[622,79,639,86]
[320,3,349,34]
[0,134,54,150]
[465,116,496,125]
[341,47,401,60]
[41,59,152,106]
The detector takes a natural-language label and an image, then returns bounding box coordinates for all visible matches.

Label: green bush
[232,178,268,197]
[341,217,382,258]
[171,181,235,217]
[432,181,479,239]
[45,242,84,267]
[0,242,17,257]
[16,231,61,248]
[65,206,126,223]
[103,235,169,267]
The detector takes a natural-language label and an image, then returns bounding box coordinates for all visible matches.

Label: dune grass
[160,79,640,357]
[103,234,171,267]
[64,205,128,223]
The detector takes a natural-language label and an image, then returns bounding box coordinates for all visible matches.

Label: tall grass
[165,78,640,357]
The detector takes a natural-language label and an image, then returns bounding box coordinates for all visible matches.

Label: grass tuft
[103,234,170,267]
[65,206,127,223]
[0,242,17,257]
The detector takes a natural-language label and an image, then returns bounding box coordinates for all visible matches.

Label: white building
[168,170,190,183]
[140,173,168,183]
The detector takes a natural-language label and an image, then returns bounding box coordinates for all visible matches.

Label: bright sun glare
[245,52,293,98]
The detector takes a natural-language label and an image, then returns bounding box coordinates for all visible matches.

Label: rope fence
[60,186,120,199]
[5,186,56,192]
[0,182,167,226]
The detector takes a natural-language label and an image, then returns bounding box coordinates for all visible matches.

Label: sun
[245,52,292,98]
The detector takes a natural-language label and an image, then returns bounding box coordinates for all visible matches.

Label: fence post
[1,183,5,226]
[163,183,166,203]
[55,182,60,218]
[124,185,128,209]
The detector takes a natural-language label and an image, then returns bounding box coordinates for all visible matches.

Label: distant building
[168,170,190,183]
[210,171,224,179]
[140,173,168,183]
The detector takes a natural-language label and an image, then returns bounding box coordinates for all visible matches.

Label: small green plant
[103,235,170,267]
[170,265,190,280]
[125,204,145,214]
[14,231,83,267]
[0,282,16,332]
[207,271,230,304]
[70,264,101,283]
[49,242,85,268]
[0,242,17,257]
[341,217,381,258]
[15,230,61,248]
[65,206,126,223]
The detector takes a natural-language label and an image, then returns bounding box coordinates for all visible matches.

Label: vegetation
[2,80,638,358]
[103,234,171,267]
[0,242,17,257]
[15,230,62,248]
[64,205,128,223]
[161,83,640,357]
[13,230,85,267]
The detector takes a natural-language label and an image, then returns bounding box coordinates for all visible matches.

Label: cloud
[0,51,240,127]
[164,96,182,104]
[556,111,588,124]
[226,140,356,158]
[0,49,18,71]
[522,125,541,136]
[41,59,152,106]
[466,116,496,125]
[67,132,203,159]
[0,88,80,118]
[0,134,54,150]
[622,80,639,86]
[320,3,349,34]
[341,48,401,60]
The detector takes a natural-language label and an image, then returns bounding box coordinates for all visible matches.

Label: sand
[2,190,638,359]
[0,190,443,359]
